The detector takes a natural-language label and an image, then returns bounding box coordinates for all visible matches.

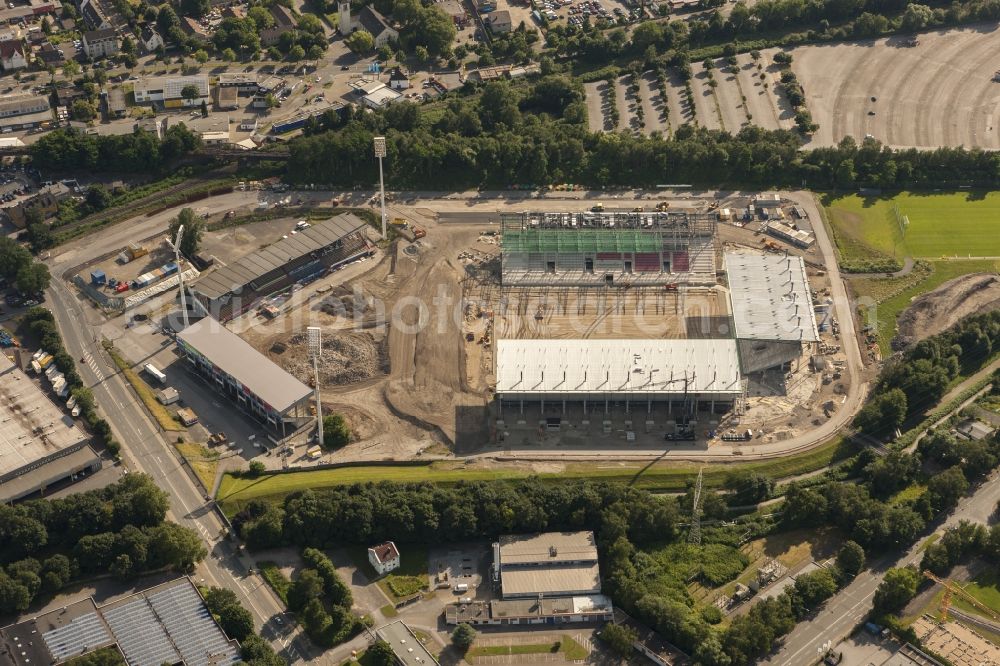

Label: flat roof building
[496,339,742,414]
[446,594,614,626]
[190,213,371,320]
[375,621,440,666]
[0,577,240,666]
[177,317,312,435]
[724,252,818,374]
[494,531,603,599]
[133,74,209,108]
[0,353,99,503]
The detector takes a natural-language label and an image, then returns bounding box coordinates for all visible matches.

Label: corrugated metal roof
[192,213,366,300]
[495,339,742,396]
[177,317,311,414]
[724,252,819,343]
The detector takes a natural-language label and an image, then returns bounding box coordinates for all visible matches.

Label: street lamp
[373,136,387,240]
[307,326,323,447]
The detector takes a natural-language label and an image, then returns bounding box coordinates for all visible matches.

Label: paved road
[762,467,1000,666]
[45,279,312,664]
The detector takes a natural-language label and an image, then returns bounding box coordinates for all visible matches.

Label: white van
[143,363,166,384]
[453,583,469,593]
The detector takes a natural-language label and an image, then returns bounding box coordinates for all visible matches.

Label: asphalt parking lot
[430,542,492,600]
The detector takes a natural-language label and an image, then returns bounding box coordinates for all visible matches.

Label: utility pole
[689,466,703,545]
[373,136,387,240]
[307,326,323,447]
[171,225,189,329]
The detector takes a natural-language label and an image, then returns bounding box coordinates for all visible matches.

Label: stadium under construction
[492,211,819,431]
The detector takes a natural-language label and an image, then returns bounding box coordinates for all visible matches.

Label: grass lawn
[468,643,560,657]
[348,544,429,601]
[217,436,856,514]
[559,635,588,660]
[977,393,1000,415]
[889,484,927,506]
[379,603,398,618]
[954,569,1000,617]
[104,343,183,431]
[467,636,588,660]
[174,442,220,490]
[259,561,291,606]
[824,191,1000,260]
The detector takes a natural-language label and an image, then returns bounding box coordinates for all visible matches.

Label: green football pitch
[824,192,1000,259]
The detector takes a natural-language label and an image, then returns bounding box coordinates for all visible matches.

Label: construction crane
[922,571,1000,623]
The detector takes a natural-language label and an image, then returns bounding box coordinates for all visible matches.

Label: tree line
[29,125,201,174]
[854,309,1000,438]
[283,548,365,648]
[0,474,206,616]
[286,78,1000,190]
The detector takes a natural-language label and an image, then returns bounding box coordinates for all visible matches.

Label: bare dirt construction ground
[894,273,1000,349]
[241,220,494,455]
[496,287,730,339]
[791,24,1000,149]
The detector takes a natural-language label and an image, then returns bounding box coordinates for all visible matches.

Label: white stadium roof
[724,252,819,343]
[496,339,742,397]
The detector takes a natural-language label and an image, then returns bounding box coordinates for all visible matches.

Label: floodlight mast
[172,225,189,329]
[373,136,387,240]
[307,326,323,447]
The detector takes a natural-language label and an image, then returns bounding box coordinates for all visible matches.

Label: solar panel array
[102,597,180,666]
[147,583,240,666]
[41,612,112,662]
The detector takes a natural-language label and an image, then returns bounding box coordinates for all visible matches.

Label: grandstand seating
[634,253,660,272]
[671,251,689,272]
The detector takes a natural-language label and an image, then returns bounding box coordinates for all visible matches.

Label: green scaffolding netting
[501,229,663,253]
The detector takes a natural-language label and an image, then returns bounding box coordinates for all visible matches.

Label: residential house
[180,16,211,43]
[78,0,111,30]
[139,25,163,52]
[367,542,400,576]
[337,2,398,48]
[486,9,511,32]
[221,4,246,18]
[387,66,409,90]
[0,39,28,70]
[53,85,86,107]
[7,182,71,228]
[35,42,64,66]
[82,28,118,59]
[133,74,210,108]
[259,3,296,46]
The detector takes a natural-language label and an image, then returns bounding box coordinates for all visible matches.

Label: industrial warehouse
[0,577,240,666]
[0,353,100,503]
[188,213,374,321]
[491,210,821,436]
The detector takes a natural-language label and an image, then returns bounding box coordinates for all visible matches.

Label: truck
[177,407,199,426]
[391,217,408,228]
[143,363,167,385]
[208,432,228,446]
[411,225,426,239]
[306,444,322,460]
